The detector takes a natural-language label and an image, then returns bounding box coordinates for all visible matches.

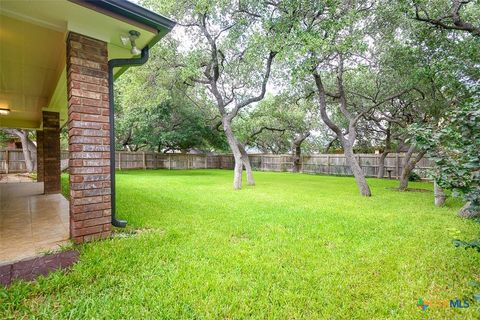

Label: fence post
[5,150,9,174]
[205,155,208,169]
[118,152,122,170]
[327,155,330,174]
[142,152,146,169]
[300,155,304,173]
[396,153,400,179]
[168,154,171,170]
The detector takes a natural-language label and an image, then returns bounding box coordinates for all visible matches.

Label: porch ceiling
[0,0,174,130]
[0,16,66,130]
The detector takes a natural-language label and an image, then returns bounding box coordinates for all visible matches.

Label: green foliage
[412,97,480,211]
[0,130,11,148]
[117,0,474,160]
[114,39,227,152]
[453,238,480,253]
[60,126,68,150]
[116,96,226,152]
[234,93,322,153]
[140,0,285,165]
[408,171,422,182]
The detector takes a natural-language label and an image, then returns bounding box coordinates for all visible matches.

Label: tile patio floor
[0,182,70,264]
[0,173,35,183]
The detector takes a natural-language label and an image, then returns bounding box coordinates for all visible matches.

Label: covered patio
[0,182,69,263]
[0,0,174,267]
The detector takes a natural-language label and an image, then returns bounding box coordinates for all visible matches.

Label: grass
[1,169,479,319]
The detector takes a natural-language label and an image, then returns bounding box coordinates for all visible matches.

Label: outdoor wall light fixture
[0,107,10,115]
[120,30,142,55]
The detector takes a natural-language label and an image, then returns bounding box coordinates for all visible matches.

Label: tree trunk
[232,156,243,190]
[311,66,371,196]
[398,145,414,190]
[223,120,243,190]
[377,127,391,179]
[238,143,255,185]
[324,137,337,153]
[292,143,302,173]
[377,150,389,179]
[20,133,34,172]
[7,129,35,173]
[19,134,33,172]
[458,202,480,218]
[344,144,371,197]
[292,133,309,173]
[26,138,37,171]
[399,145,426,191]
[398,170,409,190]
[434,180,446,207]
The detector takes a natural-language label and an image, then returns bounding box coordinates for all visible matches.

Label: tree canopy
[109,0,479,210]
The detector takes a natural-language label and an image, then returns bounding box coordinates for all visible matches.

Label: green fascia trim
[72,0,176,79]
[84,0,175,31]
[113,28,169,80]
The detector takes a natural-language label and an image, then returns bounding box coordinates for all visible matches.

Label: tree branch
[351,87,415,126]
[227,50,277,120]
[414,1,480,36]
[311,68,344,139]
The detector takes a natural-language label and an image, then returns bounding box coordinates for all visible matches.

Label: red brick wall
[36,131,44,182]
[42,111,60,194]
[67,32,111,244]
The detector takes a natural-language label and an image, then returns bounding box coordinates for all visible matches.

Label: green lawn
[1,170,479,319]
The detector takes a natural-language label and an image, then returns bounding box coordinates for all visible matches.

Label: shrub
[408,171,422,182]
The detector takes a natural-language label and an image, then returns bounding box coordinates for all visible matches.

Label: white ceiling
[0,0,157,129]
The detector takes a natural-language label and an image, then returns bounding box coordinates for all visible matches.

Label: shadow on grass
[385,187,432,193]
[118,169,228,177]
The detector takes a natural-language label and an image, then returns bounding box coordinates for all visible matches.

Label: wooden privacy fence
[110,152,433,179]
[3,150,434,179]
[0,149,27,173]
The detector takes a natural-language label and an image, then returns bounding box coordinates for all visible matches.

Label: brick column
[36,130,44,182]
[42,111,60,194]
[67,32,111,244]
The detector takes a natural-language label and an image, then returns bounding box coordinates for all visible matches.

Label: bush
[408,171,422,182]
[411,97,480,217]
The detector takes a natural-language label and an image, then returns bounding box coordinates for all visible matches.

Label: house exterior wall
[42,111,60,194]
[66,32,111,244]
